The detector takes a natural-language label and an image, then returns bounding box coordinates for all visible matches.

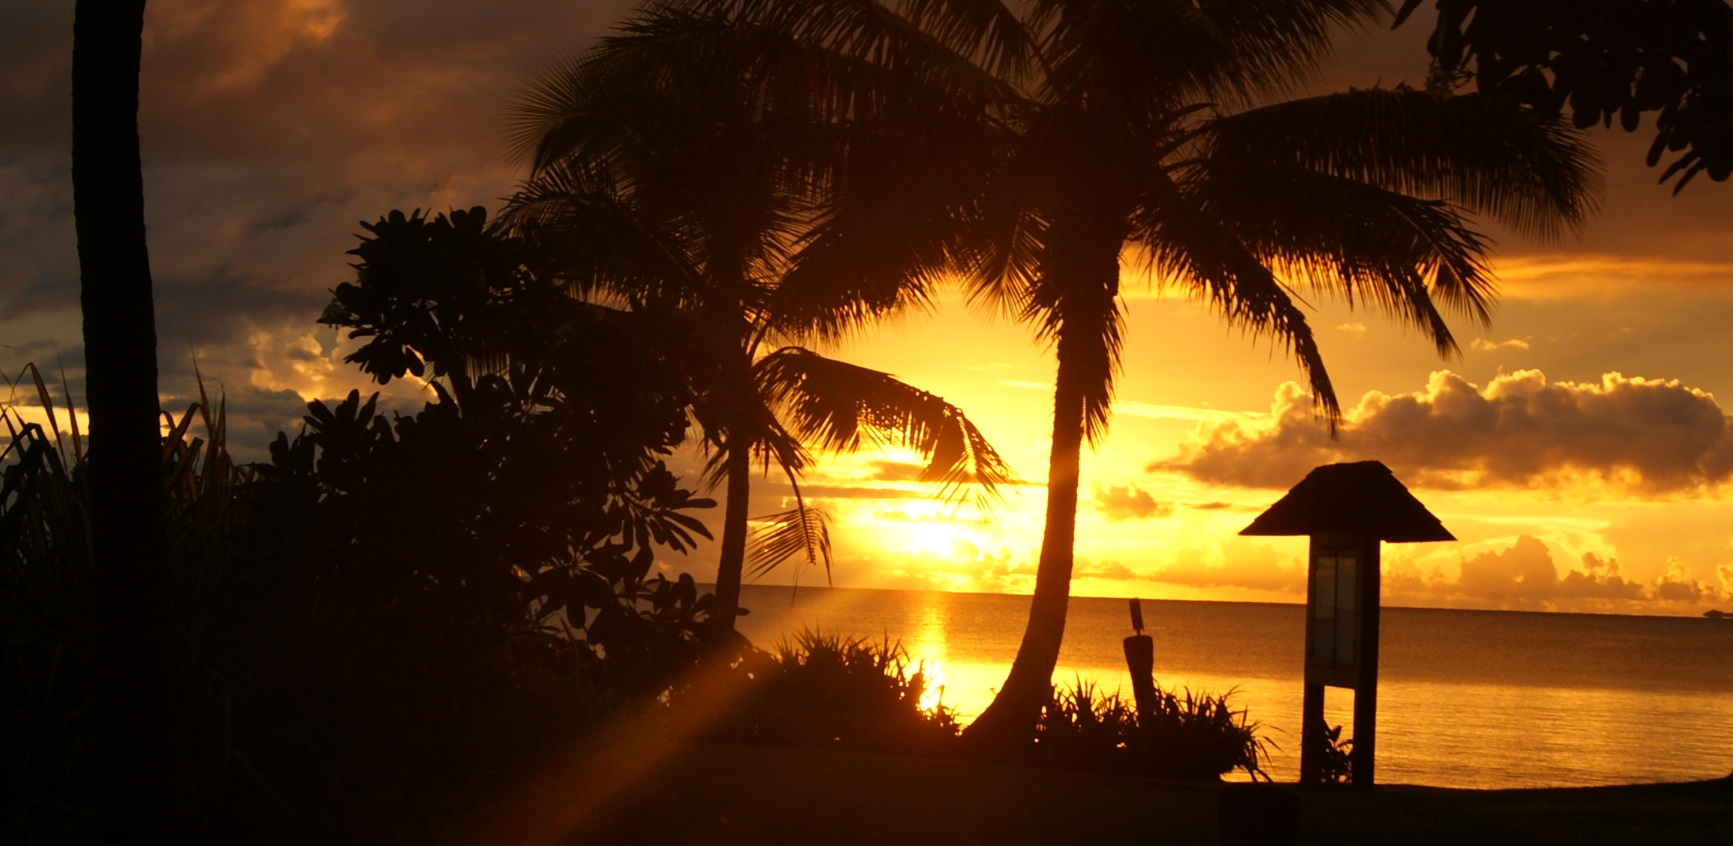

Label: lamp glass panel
[1335,555,1357,666]
[1311,556,1336,662]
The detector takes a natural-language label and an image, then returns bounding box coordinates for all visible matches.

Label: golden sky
[2,1,1731,615]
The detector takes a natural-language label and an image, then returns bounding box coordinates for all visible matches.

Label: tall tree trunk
[712,444,752,628]
[962,360,1086,746]
[72,0,175,836]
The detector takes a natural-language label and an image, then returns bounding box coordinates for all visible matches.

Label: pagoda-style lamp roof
[1239,460,1454,543]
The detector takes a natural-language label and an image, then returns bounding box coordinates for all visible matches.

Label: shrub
[1031,678,1271,781]
[1138,685,1272,781]
[699,630,960,754]
[1315,721,1354,785]
[0,351,724,843]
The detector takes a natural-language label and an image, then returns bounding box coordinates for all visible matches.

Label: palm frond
[1031,0,1387,109]
[1133,174,1341,429]
[504,164,711,306]
[1167,155,1497,351]
[745,504,833,580]
[1203,87,1602,241]
[1021,231,1126,446]
[899,0,1042,84]
[755,346,1016,509]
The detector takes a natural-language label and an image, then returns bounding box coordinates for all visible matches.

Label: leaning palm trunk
[967,363,1086,742]
[715,447,754,627]
[966,227,1124,742]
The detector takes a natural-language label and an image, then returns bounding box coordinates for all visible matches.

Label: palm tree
[501,14,1016,628]
[628,0,1600,742]
[71,0,175,835]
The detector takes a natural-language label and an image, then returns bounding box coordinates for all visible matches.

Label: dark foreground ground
[462,739,1732,845]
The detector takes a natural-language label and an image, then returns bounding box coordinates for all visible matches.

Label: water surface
[735,585,1733,788]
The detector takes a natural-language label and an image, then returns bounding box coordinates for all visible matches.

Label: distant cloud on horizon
[1155,369,1733,498]
[1089,534,1730,614]
[1384,534,1730,612]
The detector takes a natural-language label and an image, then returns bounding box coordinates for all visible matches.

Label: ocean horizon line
[718,581,1723,622]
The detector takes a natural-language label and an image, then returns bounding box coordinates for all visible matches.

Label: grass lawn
[464,740,1732,845]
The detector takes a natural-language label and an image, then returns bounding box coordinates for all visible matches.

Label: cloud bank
[1092,484,1172,522]
[1384,534,1729,612]
[1159,370,1733,497]
[0,0,638,454]
[1086,534,1728,613]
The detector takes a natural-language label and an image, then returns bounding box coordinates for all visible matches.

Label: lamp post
[1240,461,1454,788]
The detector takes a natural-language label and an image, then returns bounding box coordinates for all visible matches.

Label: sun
[892,518,981,562]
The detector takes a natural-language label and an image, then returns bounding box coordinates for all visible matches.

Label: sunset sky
[4,1,1732,616]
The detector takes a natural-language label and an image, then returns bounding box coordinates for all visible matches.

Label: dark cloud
[0,158,78,318]
[128,0,636,164]
[0,340,76,369]
[153,275,330,350]
[1,1,642,432]
[0,4,73,153]
[1159,370,1733,497]
[1187,501,1243,512]
[202,385,318,463]
[1092,484,1171,522]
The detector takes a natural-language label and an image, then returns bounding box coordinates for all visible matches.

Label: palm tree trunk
[964,215,1122,747]
[713,445,752,628]
[72,0,175,837]
[962,363,1086,746]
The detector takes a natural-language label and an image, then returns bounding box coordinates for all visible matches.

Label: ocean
[733,585,1733,789]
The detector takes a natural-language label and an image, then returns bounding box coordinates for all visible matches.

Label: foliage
[1031,679,1271,782]
[0,366,310,841]
[1397,0,1733,190]
[4,207,744,842]
[2,366,101,843]
[698,631,960,754]
[1316,721,1355,786]
[1137,685,1272,782]
[506,31,1019,627]
[306,207,734,685]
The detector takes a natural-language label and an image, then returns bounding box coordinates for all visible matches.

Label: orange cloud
[1385,535,1725,613]
[1159,370,1733,498]
[1091,484,1172,522]
[146,0,347,94]
[1457,536,1643,603]
[1495,254,1733,296]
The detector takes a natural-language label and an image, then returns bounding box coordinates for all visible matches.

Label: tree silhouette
[634,0,1600,743]
[70,0,175,836]
[502,26,1016,628]
[1396,0,1733,190]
